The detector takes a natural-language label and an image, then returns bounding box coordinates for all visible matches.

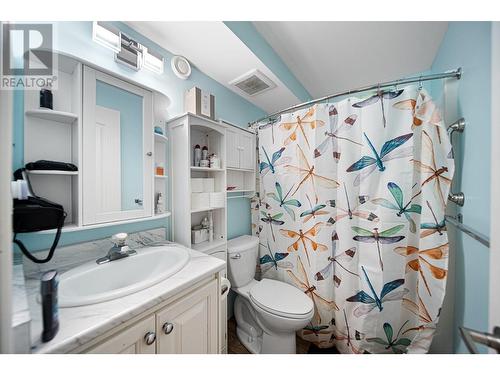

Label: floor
[227,318,339,354]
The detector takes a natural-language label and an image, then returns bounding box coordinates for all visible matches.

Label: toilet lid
[249,279,313,318]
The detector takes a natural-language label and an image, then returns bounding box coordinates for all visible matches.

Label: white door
[86,316,156,354]
[226,128,239,168]
[82,66,153,225]
[239,132,255,170]
[156,280,218,354]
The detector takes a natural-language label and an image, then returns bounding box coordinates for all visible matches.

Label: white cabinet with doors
[222,121,256,196]
[80,277,220,354]
[86,316,156,354]
[156,279,218,354]
[225,124,255,170]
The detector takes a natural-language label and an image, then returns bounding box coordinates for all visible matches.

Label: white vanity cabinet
[156,279,218,354]
[86,316,157,354]
[80,278,219,354]
[225,125,255,170]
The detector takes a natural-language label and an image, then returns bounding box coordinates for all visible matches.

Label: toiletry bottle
[201,146,208,161]
[201,216,209,229]
[156,193,164,214]
[194,144,201,167]
[41,270,59,342]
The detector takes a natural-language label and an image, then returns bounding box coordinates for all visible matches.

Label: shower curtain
[251,85,453,354]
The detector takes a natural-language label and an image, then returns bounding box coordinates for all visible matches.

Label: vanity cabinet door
[86,316,156,354]
[238,132,255,170]
[156,279,218,354]
[226,128,240,168]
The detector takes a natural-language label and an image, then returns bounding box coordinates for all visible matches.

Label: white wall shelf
[35,211,171,234]
[190,166,225,172]
[155,174,167,179]
[26,170,79,176]
[190,206,225,214]
[191,238,226,253]
[25,109,78,124]
[154,133,168,143]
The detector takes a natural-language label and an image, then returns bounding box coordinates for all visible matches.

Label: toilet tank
[227,235,259,288]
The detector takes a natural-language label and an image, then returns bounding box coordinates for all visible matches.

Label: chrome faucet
[96,233,137,265]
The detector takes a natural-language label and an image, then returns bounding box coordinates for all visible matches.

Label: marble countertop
[22,247,225,354]
[12,265,30,329]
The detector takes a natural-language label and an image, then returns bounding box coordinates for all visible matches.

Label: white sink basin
[59,244,190,307]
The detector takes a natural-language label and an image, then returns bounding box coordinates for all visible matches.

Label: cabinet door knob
[163,322,174,335]
[146,152,153,156]
[144,332,156,345]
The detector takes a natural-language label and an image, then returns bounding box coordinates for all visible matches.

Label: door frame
[489,22,500,343]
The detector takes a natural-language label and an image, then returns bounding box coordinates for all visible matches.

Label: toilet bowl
[227,235,314,354]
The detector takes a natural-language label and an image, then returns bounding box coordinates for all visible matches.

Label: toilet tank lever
[230,253,241,259]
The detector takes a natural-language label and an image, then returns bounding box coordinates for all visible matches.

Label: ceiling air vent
[230,69,276,96]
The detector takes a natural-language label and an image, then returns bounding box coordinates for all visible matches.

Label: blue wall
[430,21,491,353]
[13,21,266,253]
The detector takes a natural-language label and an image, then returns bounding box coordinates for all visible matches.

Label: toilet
[227,235,314,354]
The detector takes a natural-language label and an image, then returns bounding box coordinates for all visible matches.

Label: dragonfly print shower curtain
[251,86,453,354]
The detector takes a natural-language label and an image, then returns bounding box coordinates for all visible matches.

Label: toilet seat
[249,279,314,319]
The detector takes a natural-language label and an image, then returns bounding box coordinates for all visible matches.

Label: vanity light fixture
[143,48,165,75]
[92,22,121,53]
[92,24,165,75]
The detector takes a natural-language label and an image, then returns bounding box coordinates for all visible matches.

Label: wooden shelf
[26,109,78,124]
[191,238,226,253]
[154,133,168,142]
[191,166,225,172]
[27,170,78,176]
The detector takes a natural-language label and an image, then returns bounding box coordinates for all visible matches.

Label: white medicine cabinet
[23,53,170,231]
[82,66,153,225]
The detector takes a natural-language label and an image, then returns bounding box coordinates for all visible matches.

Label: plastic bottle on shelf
[201,146,208,161]
[194,144,201,167]
[156,193,164,214]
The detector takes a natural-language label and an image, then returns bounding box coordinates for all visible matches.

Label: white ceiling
[126,21,301,114]
[253,21,448,98]
[127,22,448,115]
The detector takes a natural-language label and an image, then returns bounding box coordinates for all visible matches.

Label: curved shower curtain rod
[249,67,462,126]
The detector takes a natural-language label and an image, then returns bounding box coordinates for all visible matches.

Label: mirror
[82,66,153,225]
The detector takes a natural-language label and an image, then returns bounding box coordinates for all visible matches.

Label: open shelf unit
[23,55,82,226]
[153,127,168,217]
[168,113,227,253]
